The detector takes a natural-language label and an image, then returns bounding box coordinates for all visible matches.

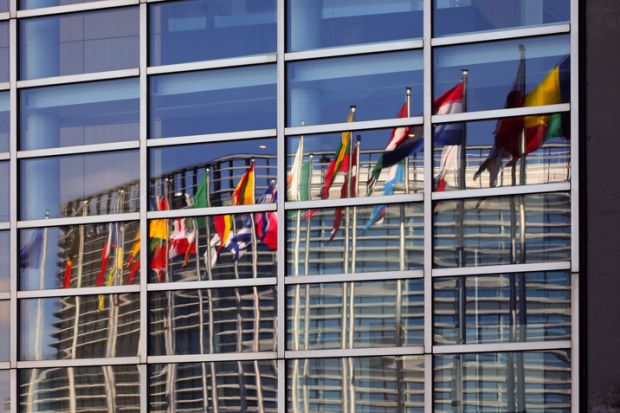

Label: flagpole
[351,137,360,274]
[344,106,356,275]
[292,133,303,413]
[304,155,313,277]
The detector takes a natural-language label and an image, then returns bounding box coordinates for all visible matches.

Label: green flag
[299,160,311,201]
[194,174,208,209]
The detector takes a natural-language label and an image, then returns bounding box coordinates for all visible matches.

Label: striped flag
[433,81,465,190]
[232,161,256,206]
[287,137,304,201]
[364,162,405,230]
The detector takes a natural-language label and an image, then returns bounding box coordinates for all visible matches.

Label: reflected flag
[225,215,252,261]
[328,141,358,242]
[126,230,140,285]
[149,197,169,283]
[168,217,197,264]
[287,137,304,201]
[232,161,256,206]
[433,81,465,145]
[19,229,43,270]
[62,226,80,289]
[364,162,405,230]
[320,108,354,200]
[255,182,278,251]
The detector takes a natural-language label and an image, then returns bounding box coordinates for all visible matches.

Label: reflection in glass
[149,0,276,66]
[287,0,423,52]
[0,162,7,221]
[0,22,7,83]
[20,78,139,150]
[19,8,139,80]
[287,203,423,276]
[149,138,276,210]
[288,356,424,412]
[149,286,276,355]
[287,125,424,201]
[19,221,140,290]
[433,193,571,268]
[0,0,6,12]
[287,51,423,127]
[434,0,570,37]
[20,293,140,360]
[0,370,7,413]
[287,279,423,350]
[434,35,569,113]
[433,114,570,191]
[19,150,140,220]
[0,232,7,292]
[0,92,8,152]
[0,301,8,361]
[20,0,121,10]
[19,365,140,412]
[433,272,571,345]
[149,361,278,412]
[434,350,571,412]
[149,64,276,138]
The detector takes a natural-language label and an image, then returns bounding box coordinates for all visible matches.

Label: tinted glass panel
[0,23,7,83]
[434,350,571,412]
[19,8,139,80]
[149,286,276,355]
[287,203,423,276]
[149,138,276,210]
[0,371,7,413]
[20,0,120,10]
[0,0,7,12]
[150,64,276,138]
[433,192,571,268]
[287,0,423,52]
[0,92,8,152]
[434,0,570,37]
[287,51,423,127]
[19,221,140,290]
[433,271,571,345]
[0,162,7,222]
[149,0,276,66]
[19,150,140,220]
[433,113,570,191]
[19,365,140,412]
[434,35,569,113]
[20,78,139,150]
[287,356,424,412]
[149,361,278,412]
[287,279,423,350]
[0,232,9,292]
[0,301,8,361]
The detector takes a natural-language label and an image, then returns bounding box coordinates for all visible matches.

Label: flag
[62,226,80,288]
[320,109,354,200]
[255,182,278,251]
[126,230,140,285]
[19,229,43,269]
[96,223,115,287]
[287,137,304,201]
[328,142,358,242]
[232,162,255,206]
[364,162,405,230]
[434,82,465,145]
[299,158,312,201]
[435,144,460,192]
[369,138,423,183]
[149,197,169,283]
[168,218,197,263]
[194,173,208,209]
[225,216,253,260]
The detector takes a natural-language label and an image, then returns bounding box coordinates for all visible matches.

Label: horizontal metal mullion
[0,82,8,91]
[432,103,570,124]
[147,204,276,219]
[17,285,140,299]
[285,116,424,136]
[148,352,277,364]
[15,0,139,18]
[17,140,140,159]
[146,129,277,148]
[0,292,10,300]
[286,193,423,211]
[431,182,571,201]
[147,277,278,292]
[147,54,277,75]
[284,270,424,285]
[431,261,571,278]
[0,222,9,230]
[432,340,572,355]
[0,362,9,370]
[285,346,425,360]
[431,23,571,47]
[0,152,10,161]
[16,356,142,369]
[17,213,140,228]
[285,39,424,62]
[16,68,139,89]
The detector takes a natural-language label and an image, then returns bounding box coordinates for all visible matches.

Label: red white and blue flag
[434,82,465,146]
[255,182,278,251]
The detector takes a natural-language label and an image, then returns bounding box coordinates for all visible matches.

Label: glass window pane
[287,51,423,127]
[433,271,571,345]
[19,150,140,220]
[149,138,276,211]
[433,192,571,268]
[19,293,140,360]
[149,286,276,355]
[0,0,7,12]
[149,361,278,412]
[149,64,276,138]
[149,0,276,66]
[434,35,570,113]
[20,0,119,10]
[287,356,424,412]
[433,113,570,191]
[287,0,423,52]
[0,92,8,152]
[434,0,570,37]
[0,231,9,292]
[0,371,8,412]
[0,301,8,361]
[19,8,139,80]
[19,366,140,412]
[287,279,423,350]
[0,162,7,222]
[287,202,423,277]
[19,221,140,290]
[20,78,139,150]
[434,350,571,412]
[0,22,7,83]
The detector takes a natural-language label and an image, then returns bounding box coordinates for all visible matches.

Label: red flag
[328,143,358,243]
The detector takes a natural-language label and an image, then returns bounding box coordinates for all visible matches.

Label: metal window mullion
[15,0,139,18]
[286,193,423,211]
[148,352,278,364]
[284,270,423,285]
[16,68,139,89]
[285,116,423,136]
[16,140,140,159]
[9,368,16,413]
[16,356,142,369]
[0,82,9,91]
[431,23,570,47]
[146,128,277,148]
[432,103,570,124]
[431,182,571,201]
[286,346,425,360]
[284,39,424,62]
[432,340,572,355]
[16,285,141,298]
[570,0,580,274]
[431,261,571,278]
[147,203,276,220]
[146,54,277,75]
[571,272,579,413]
[146,277,277,292]
[8,17,17,372]
[17,212,140,228]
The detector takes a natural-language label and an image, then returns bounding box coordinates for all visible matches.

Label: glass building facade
[0,0,579,411]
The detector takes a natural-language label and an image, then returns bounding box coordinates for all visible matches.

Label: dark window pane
[434,350,571,412]
[0,92,8,152]
[287,51,423,127]
[0,162,7,222]
[434,0,570,37]
[149,286,276,355]
[149,361,278,412]
[287,203,423,276]
[0,231,9,292]
[287,0,423,52]
[150,0,276,66]
[19,8,139,80]
[19,293,140,360]
[19,150,140,220]
[149,139,276,210]
[20,78,139,150]
[0,301,8,361]
[433,193,571,268]
[0,23,7,83]
[150,64,276,138]
[433,271,571,345]
[19,221,140,290]
[19,366,140,412]
[434,35,569,113]
[287,279,423,350]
